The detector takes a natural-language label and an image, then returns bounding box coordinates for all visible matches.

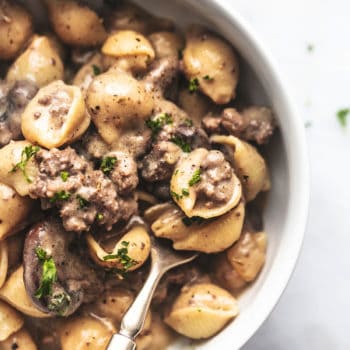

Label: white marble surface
[220,0,350,349]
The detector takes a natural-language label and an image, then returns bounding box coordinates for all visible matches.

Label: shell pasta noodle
[0,0,277,348]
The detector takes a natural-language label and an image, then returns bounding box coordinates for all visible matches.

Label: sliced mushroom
[23,218,103,316]
[170,148,242,218]
[0,327,37,350]
[21,80,90,149]
[0,241,8,289]
[149,201,244,253]
[210,135,270,201]
[6,36,64,88]
[183,26,239,104]
[148,31,184,59]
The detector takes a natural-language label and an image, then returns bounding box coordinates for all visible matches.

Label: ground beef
[195,150,234,208]
[202,106,276,144]
[0,80,38,146]
[109,151,139,195]
[140,141,182,182]
[29,147,137,232]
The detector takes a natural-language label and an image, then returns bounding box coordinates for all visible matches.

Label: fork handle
[107,265,163,350]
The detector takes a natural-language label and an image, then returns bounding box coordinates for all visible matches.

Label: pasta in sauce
[0,0,276,348]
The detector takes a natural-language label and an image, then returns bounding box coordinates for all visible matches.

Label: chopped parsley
[184,118,193,127]
[34,247,57,299]
[49,190,71,203]
[307,44,314,53]
[170,190,182,201]
[103,241,137,271]
[203,75,214,81]
[182,216,205,226]
[170,136,191,153]
[10,145,40,183]
[337,108,349,127]
[188,77,200,92]
[304,121,312,128]
[92,64,102,76]
[48,292,71,315]
[145,113,173,139]
[100,156,117,175]
[182,188,189,196]
[96,213,104,221]
[77,195,89,209]
[188,169,201,186]
[60,171,69,182]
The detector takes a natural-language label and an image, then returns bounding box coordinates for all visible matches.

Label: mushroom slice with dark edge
[23,218,103,316]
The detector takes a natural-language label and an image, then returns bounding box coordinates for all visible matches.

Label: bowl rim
[186,0,310,348]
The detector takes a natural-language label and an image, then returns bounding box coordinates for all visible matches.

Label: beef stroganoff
[0,0,276,348]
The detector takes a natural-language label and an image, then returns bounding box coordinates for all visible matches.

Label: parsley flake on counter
[203,75,214,81]
[77,195,89,209]
[50,190,71,203]
[188,169,201,186]
[307,44,314,53]
[100,156,117,175]
[304,121,312,128]
[145,113,173,139]
[60,171,69,182]
[337,108,349,127]
[170,136,191,153]
[188,77,200,92]
[10,145,40,183]
[34,247,57,299]
[103,241,137,271]
[92,64,102,76]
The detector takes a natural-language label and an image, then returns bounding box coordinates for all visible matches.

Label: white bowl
[26,0,309,347]
[130,0,309,348]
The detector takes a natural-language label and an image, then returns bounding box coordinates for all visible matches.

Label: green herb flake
[307,44,314,53]
[183,118,193,127]
[170,190,182,201]
[182,216,205,226]
[170,136,191,153]
[304,121,312,128]
[92,64,102,76]
[100,156,117,175]
[103,241,137,271]
[10,145,40,183]
[337,108,349,127]
[188,169,201,186]
[34,247,57,299]
[77,195,89,209]
[182,188,189,196]
[145,113,173,139]
[60,171,69,182]
[96,213,104,221]
[49,190,71,203]
[188,77,200,92]
[48,293,71,315]
[203,75,214,81]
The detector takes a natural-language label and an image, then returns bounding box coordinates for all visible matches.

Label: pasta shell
[0,183,33,240]
[0,141,38,196]
[59,316,114,350]
[0,266,50,318]
[0,300,24,341]
[0,241,8,289]
[6,36,64,87]
[170,148,242,218]
[21,80,90,149]
[151,201,244,253]
[86,225,151,271]
[165,283,239,339]
[0,328,37,350]
[210,135,270,201]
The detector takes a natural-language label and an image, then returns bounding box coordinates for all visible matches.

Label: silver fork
[106,237,198,350]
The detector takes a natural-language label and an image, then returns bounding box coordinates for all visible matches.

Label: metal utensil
[106,238,198,350]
